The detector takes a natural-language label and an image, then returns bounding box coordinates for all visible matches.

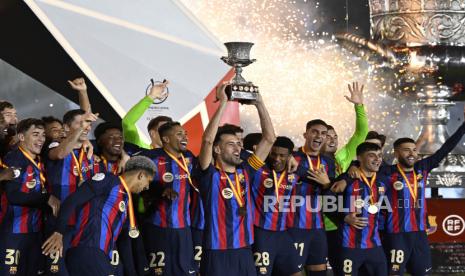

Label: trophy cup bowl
[221,42,259,103]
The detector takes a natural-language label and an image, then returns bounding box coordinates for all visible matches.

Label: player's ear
[64,124,70,132]
[161,135,169,144]
[17,133,25,142]
[213,145,221,155]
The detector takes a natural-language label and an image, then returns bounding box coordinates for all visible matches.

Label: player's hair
[213,128,237,146]
[41,116,63,126]
[17,118,45,134]
[326,125,335,131]
[273,136,294,153]
[393,137,416,149]
[147,116,173,132]
[63,109,85,126]
[219,124,244,134]
[0,101,14,113]
[356,142,381,156]
[158,121,181,140]
[243,133,262,151]
[306,119,328,130]
[366,131,386,147]
[125,156,157,176]
[94,122,122,142]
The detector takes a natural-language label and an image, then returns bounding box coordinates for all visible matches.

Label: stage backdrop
[24,0,239,154]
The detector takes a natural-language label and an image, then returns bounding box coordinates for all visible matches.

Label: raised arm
[48,111,98,160]
[198,84,228,170]
[335,82,368,172]
[122,81,169,149]
[68,77,91,112]
[252,94,276,162]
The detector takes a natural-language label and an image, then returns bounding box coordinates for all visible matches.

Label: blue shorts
[191,228,203,270]
[288,228,328,266]
[143,224,197,276]
[339,247,387,276]
[252,227,302,276]
[200,247,255,276]
[0,232,43,276]
[66,247,114,276]
[384,231,432,276]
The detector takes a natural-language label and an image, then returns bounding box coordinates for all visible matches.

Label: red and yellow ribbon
[301,146,320,171]
[18,146,46,190]
[119,176,137,232]
[164,150,198,192]
[272,170,286,203]
[396,164,418,203]
[360,172,377,205]
[71,147,85,182]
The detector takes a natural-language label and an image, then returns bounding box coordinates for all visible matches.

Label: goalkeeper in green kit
[321,82,369,275]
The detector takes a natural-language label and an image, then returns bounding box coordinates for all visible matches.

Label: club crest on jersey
[162,172,174,182]
[119,201,126,212]
[26,179,37,189]
[288,174,295,182]
[50,265,59,273]
[222,188,234,199]
[393,181,404,191]
[92,173,105,181]
[417,173,423,180]
[263,178,274,188]
[238,173,245,183]
[354,198,365,209]
[9,266,17,275]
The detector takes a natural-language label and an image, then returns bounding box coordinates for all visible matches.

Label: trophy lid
[224,42,255,61]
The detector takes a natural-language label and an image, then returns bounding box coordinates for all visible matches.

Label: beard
[398,157,415,168]
[222,154,242,166]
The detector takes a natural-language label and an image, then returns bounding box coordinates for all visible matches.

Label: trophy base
[226,83,259,103]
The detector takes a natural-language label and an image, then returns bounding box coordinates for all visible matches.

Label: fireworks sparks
[181,0,418,148]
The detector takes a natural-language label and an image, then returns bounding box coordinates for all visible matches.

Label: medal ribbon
[360,172,377,205]
[396,164,418,203]
[71,147,85,182]
[301,146,320,171]
[164,150,198,192]
[223,171,244,207]
[272,170,286,203]
[119,176,137,231]
[102,156,118,175]
[18,146,46,190]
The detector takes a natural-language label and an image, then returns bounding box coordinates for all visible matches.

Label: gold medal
[119,201,126,212]
[162,172,174,183]
[26,179,37,189]
[263,178,274,188]
[221,188,234,199]
[393,181,404,191]
[129,227,140,238]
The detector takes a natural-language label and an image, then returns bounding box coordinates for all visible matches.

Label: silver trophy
[221,42,259,102]
[338,0,465,187]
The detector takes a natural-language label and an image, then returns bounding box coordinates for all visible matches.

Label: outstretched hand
[68,77,87,92]
[345,82,364,105]
[215,82,229,103]
[148,80,169,100]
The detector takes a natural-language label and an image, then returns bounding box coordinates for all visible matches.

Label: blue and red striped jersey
[57,173,129,258]
[287,149,335,230]
[340,174,386,249]
[141,148,196,229]
[99,157,119,175]
[45,146,100,201]
[2,149,49,233]
[197,155,264,250]
[380,165,429,234]
[380,122,465,233]
[251,165,303,231]
[190,187,204,230]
